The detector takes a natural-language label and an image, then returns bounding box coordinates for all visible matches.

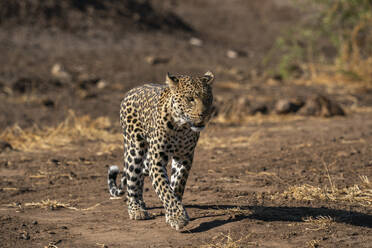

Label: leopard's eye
[186,96,194,102]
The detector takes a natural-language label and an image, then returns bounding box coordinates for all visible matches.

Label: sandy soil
[0,1,371,247]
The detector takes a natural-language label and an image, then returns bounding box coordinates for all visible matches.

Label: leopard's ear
[202,71,214,85]
[166,72,179,89]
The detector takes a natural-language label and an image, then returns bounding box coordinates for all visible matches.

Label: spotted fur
[108,71,214,230]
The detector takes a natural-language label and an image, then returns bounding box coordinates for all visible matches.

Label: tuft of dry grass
[200,232,255,248]
[198,130,263,150]
[271,175,372,207]
[303,215,335,231]
[23,199,71,210]
[306,238,322,248]
[5,199,102,211]
[0,110,121,152]
[44,240,62,248]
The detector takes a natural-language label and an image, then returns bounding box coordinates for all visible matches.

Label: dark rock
[275,98,304,114]
[78,78,100,90]
[12,78,34,93]
[12,77,47,94]
[50,159,61,165]
[298,95,345,117]
[0,140,13,152]
[42,99,55,108]
[249,104,268,115]
[272,74,283,81]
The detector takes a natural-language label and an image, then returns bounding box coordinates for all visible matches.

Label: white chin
[191,126,205,132]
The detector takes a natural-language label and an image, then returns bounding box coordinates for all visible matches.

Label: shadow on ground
[182,204,372,233]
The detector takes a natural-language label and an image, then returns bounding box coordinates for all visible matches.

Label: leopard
[107,71,214,230]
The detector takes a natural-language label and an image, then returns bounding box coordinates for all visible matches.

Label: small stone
[275,98,304,114]
[189,37,203,46]
[51,64,72,82]
[226,49,247,59]
[226,49,238,59]
[145,56,170,65]
[32,220,38,225]
[275,99,292,114]
[96,80,107,89]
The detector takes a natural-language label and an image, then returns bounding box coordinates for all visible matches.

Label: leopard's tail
[108,165,125,197]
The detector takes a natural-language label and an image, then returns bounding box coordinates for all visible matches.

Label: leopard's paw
[128,200,150,220]
[165,208,189,230]
[128,208,150,220]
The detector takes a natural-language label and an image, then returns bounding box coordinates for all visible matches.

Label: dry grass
[306,238,322,248]
[303,215,335,231]
[200,232,255,248]
[271,175,372,207]
[0,110,121,152]
[23,199,70,210]
[8,94,43,104]
[5,199,102,211]
[198,130,263,150]
[44,240,62,248]
[294,60,372,94]
[212,111,304,126]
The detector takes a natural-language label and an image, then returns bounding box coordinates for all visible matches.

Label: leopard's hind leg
[123,134,150,220]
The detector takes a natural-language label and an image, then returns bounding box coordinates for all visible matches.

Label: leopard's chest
[147,126,199,156]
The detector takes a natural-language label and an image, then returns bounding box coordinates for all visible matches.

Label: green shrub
[267,0,372,81]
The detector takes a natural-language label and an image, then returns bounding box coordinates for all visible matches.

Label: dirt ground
[0,1,371,247]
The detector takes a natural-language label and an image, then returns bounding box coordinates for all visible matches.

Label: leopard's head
[166,71,214,132]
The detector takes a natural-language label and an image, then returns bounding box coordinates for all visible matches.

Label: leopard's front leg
[149,148,189,230]
[170,154,194,201]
